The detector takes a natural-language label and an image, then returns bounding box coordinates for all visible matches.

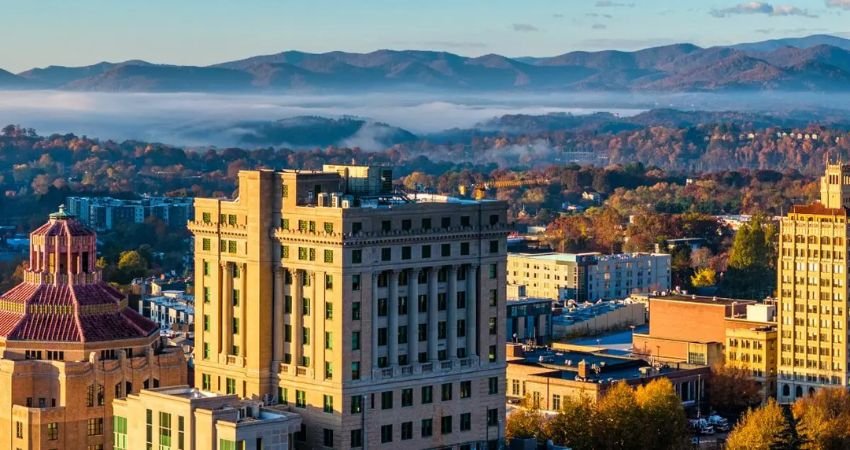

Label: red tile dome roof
[0,208,158,343]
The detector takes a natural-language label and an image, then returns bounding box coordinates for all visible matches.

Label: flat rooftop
[512,347,690,382]
[644,293,757,307]
[510,252,668,263]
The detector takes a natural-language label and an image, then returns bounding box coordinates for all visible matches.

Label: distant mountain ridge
[4,34,850,93]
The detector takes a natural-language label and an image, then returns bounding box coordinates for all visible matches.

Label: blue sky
[1,0,849,72]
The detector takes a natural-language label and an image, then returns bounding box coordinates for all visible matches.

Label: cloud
[755,27,828,34]
[586,12,614,18]
[595,1,635,7]
[710,2,817,18]
[592,24,608,29]
[553,13,565,18]
[826,0,850,9]
[512,23,540,32]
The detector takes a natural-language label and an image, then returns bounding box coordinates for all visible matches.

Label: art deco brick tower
[0,207,186,450]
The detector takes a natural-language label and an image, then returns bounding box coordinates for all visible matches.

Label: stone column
[273,268,284,362]
[241,263,248,361]
[407,268,420,363]
[428,267,439,361]
[388,271,399,366]
[222,262,233,357]
[372,272,380,369]
[466,265,478,357]
[291,269,303,366]
[447,265,458,359]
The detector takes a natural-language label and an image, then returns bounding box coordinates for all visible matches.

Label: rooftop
[510,252,669,263]
[639,293,757,307]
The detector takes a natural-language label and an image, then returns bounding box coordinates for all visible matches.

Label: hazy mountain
[730,34,850,53]
[7,35,850,93]
[0,68,32,89]
[180,116,417,149]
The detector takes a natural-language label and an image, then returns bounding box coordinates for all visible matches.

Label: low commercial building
[506,344,709,409]
[113,386,302,450]
[142,291,195,330]
[507,298,553,345]
[553,300,646,339]
[508,252,670,302]
[66,195,194,231]
[725,309,778,399]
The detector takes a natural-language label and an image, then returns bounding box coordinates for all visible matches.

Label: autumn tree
[793,388,850,450]
[708,365,763,417]
[635,378,688,450]
[690,267,717,288]
[505,404,547,443]
[592,382,643,450]
[726,400,802,450]
[544,395,594,450]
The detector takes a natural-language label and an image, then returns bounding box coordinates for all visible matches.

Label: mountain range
[4,34,850,93]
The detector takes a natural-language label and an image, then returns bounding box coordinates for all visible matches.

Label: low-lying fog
[1,90,850,148]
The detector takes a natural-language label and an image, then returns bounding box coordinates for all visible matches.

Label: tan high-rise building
[0,208,187,450]
[778,163,850,403]
[189,165,509,449]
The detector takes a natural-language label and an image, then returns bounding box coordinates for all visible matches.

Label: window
[47,421,59,440]
[87,383,104,407]
[352,249,362,264]
[489,240,499,253]
[378,328,388,346]
[418,295,428,313]
[441,216,451,228]
[279,387,288,405]
[401,421,413,440]
[296,390,306,408]
[398,326,408,345]
[421,418,433,437]
[382,220,392,232]
[202,374,211,390]
[232,289,240,306]
[378,298,388,316]
[421,245,431,258]
[460,381,472,398]
[281,218,289,229]
[352,275,361,291]
[441,415,453,434]
[232,317,239,335]
[325,362,333,379]
[398,296,408,315]
[351,361,361,380]
[422,386,433,404]
[323,428,334,447]
[309,248,316,261]
[487,408,499,426]
[402,246,411,260]
[351,395,363,414]
[489,289,498,306]
[325,274,334,290]
[438,321,447,339]
[203,287,210,303]
[303,297,311,315]
[325,331,333,350]
[461,413,471,431]
[381,247,392,261]
[460,242,470,255]
[324,249,334,263]
[488,264,497,279]
[422,218,432,229]
[284,324,291,342]
[203,315,210,332]
[552,394,561,411]
[351,429,363,448]
[219,440,237,450]
[88,417,104,436]
[202,238,211,251]
[353,302,361,319]
[438,293,447,311]
[282,184,289,198]
[352,221,362,234]
[202,260,209,276]
[158,412,171,447]
[489,214,499,225]
[226,377,236,395]
[489,317,497,335]
[302,327,310,345]
[489,377,499,394]
[381,391,393,409]
[352,331,361,350]
[461,215,471,227]
[281,245,289,259]
[402,388,413,407]
[442,383,453,401]
[489,345,497,362]
[441,243,451,257]
[202,343,210,360]
[419,323,428,342]
[457,319,466,337]
[324,222,334,233]
[323,394,334,413]
[381,424,393,443]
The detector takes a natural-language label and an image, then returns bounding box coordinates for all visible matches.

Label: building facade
[508,252,670,302]
[188,166,509,449]
[0,208,187,450]
[113,386,302,450]
[777,163,850,403]
[506,298,552,345]
[66,196,194,231]
[725,323,778,400]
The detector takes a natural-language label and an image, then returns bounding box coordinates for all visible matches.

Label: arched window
[782,384,790,397]
[795,386,803,398]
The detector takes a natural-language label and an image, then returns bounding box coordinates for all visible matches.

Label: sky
[1,0,849,73]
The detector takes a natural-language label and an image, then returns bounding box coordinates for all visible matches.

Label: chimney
[577,359,589,379]
[506,343,524,358]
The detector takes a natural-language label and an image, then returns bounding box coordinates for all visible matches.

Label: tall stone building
[0,208,187,449]
[189,165,509,449]
[778,163,850,403]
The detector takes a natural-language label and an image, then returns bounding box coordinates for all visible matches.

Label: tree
[721,215,776,299]
[708,365,763,417]
[544,395,595,450]
[592,382,643,450]
[505,404,547,443]
[635,378,688,450]
[793,388,850,450]
[726,400,801,450]
[690,267,717,288]
[115,250,148,283]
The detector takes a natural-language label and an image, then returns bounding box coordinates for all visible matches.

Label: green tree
[505,404,547,443]
[115,250,148,283]
[727,400,801,450]
[721,215,776,299]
